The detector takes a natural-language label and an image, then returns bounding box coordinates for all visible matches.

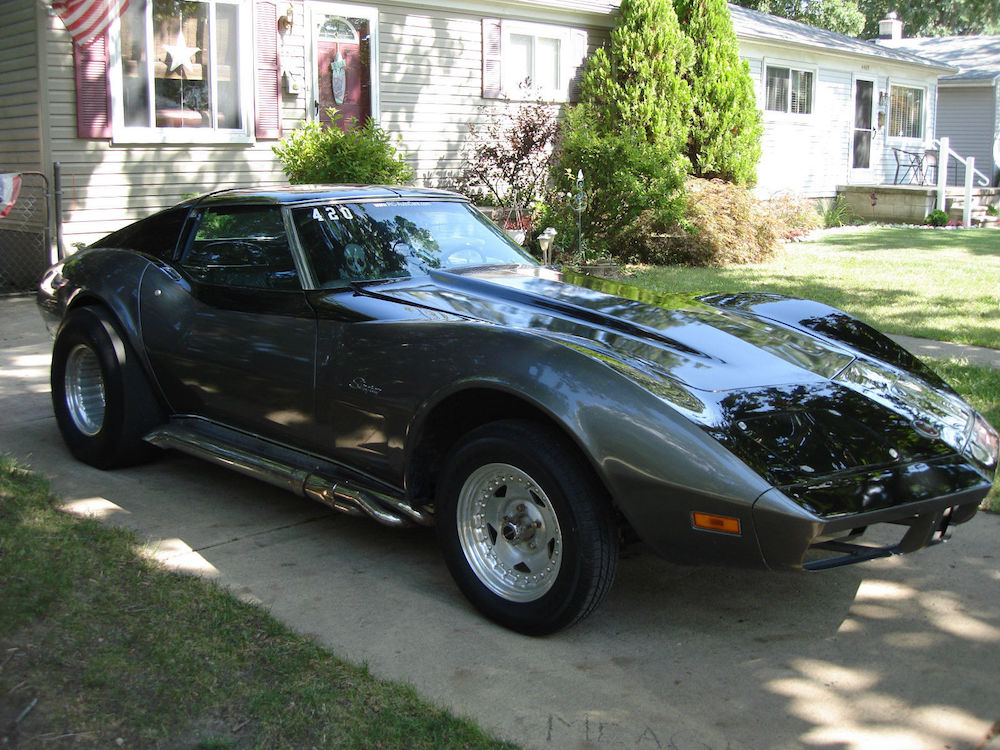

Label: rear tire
[51,307,164,469]
[436,419,618,635]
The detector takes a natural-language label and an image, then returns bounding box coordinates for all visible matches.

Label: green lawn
[630,227,1000,350]
[0,456,516,750]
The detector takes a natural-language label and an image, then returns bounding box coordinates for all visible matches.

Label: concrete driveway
[2,294,998,750]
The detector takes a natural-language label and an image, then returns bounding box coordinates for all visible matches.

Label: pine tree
[553,0,694,255]
[579,0,693,162]
[677,0,763,185]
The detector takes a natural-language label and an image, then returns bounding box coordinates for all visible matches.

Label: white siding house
[877,35,1000,186]
[0,0,953,284]
[730,5,953,198]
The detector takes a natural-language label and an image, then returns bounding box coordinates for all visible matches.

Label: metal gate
[0,172,51,294]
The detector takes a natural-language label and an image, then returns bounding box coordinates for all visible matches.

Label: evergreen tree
[677,0,763,185]
[552,0,693,255]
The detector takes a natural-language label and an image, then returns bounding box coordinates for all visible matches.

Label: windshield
[290,199,536,287]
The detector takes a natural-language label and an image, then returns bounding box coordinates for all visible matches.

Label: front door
[851,78,876,177]
[312,6,374,131]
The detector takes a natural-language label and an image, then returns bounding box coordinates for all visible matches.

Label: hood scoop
[363,267,855,392]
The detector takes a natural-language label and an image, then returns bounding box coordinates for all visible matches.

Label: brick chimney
[879,12,903,40]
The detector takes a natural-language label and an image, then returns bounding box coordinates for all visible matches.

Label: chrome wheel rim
[456,463,562,602]
[65,344,106,437]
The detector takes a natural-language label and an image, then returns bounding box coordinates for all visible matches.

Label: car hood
[364,265,855,393]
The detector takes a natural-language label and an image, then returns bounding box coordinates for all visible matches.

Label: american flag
[52,0,130,48]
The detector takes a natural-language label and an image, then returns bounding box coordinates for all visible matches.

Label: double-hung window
[765,65,813,115]
[505,25,563,98]
[888,85,924,139]
[110,0,253,143]
[482,19,587,102]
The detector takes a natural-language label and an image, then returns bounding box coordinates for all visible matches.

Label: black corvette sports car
[37,186,998,634]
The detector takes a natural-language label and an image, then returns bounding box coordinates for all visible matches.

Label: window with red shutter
[72,0,261,143]
[481,19,588,103]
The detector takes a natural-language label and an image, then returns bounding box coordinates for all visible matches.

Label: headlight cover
[835,358,997,476]
[967,412,999,477]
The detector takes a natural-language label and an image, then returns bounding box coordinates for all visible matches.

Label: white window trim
[501,20,584,103]
[108,0,255,145]
[307,1,381,126]
[762,59,817,119]
[885,79,928,142]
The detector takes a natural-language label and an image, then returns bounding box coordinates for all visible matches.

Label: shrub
[631,178,779,266]
[273,111,414,185]
[820,194,862,228]
[552,108,689,256]
[551,0,692,259]
[764,192,823,239]
[925,209,949,227]
[456,94,560,229]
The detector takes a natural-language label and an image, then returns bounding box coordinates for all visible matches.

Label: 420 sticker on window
[313,205,353,221]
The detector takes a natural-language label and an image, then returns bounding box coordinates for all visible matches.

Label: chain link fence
[0,172,51,294]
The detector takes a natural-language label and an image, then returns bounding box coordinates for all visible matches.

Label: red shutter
[255,1,281,139]
[73,31,112,139]
[482,18,502,99]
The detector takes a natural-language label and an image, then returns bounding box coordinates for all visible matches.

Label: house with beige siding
[0,0,606,258]
[0,0,954,289]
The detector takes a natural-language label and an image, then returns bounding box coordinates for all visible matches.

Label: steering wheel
[444,242,488,266]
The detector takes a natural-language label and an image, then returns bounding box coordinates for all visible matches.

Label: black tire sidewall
[436,420,616,635]
[51,308,160,469]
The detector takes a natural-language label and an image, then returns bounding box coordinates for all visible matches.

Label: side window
[181,205,300,290]
[91,208,187,259]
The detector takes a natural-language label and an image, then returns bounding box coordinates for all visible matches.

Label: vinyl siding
[0,0,42,172]
[0,0,45,243]
[742,38,941,197]
[377,4,601,185]
[41,0,601,246]
[936,85,997,185]
[41,4,292,247]
[996,83,1000,183]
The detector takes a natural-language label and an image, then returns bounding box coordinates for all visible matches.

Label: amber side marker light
[691,512,742,535]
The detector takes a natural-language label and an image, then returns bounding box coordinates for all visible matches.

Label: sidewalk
[890,334,1000,371]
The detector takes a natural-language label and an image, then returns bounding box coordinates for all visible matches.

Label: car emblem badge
[349,377,382,396]
[912,417,942,439]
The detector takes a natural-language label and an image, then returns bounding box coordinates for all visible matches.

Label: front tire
[51,307,164,469]
[436,419,618,635]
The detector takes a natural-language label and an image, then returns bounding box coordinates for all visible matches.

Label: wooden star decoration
[164,31,200,72]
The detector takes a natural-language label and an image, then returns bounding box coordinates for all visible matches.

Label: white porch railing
[933,136,991,227]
